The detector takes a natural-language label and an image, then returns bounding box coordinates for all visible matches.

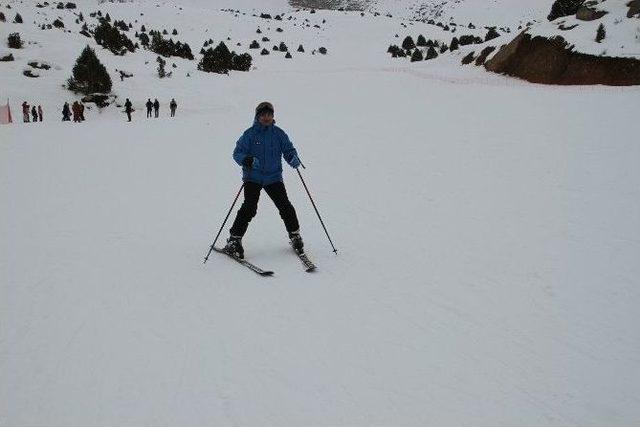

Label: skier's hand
[290,155,301,169]
[242,156,260,169]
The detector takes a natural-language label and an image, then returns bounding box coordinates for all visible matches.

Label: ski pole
[296,167,338,254]
[203,183,245,263]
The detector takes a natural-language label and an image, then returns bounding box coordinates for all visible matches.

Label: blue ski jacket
[233,119,300,185]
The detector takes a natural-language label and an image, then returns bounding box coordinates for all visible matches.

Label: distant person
[169,98,177,117]
[62,102,71,121]
[146,98,153,118]
[124,98,133,122]
[72,101,81,122]
[22,101,30,123]
[153,98,160,118]
[37,105,43,122]
[31,105,38,122]
[79,103,85,121]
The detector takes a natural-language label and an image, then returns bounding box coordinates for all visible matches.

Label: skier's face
[258,111,274,126]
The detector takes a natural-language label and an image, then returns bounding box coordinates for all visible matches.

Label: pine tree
[410,49,423,62]
[67,45,112,94]
[485,28,500,42]
[13,13,23,24]
[157,56,167,78]
[402,36,415,50]
[8,33,23,49]
[596,23,606,43]
[416,34,427,46]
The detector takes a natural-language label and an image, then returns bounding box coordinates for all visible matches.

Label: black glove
[242,156,256,169]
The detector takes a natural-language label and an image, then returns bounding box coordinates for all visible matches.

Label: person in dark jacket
[124,98,133,122]
[153,98,160,118]
[22,101,30,122]
[169,98,177,117]
[37,105,43,122]
[146,98,153,118]
[62,102,71,121]
[223,102,303,259]
[31,105,38,122]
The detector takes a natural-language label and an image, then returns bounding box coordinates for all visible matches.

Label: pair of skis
[213,246,316,276]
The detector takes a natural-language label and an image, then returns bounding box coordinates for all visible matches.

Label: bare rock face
[627,0,640,17]
[576,5,608,20]
[485,32,640,85]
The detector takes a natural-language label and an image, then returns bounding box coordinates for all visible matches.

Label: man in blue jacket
[223,102,303,259]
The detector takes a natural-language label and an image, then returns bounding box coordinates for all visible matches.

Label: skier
[62,102,71,121]
[124,98,133,122]
[22,101,30,123]
[169,98,177,117]
[31,105,38,122]
[153,98,160,118]
[37,105,43,122]
[146,98,153,118]
[223,101,303,259]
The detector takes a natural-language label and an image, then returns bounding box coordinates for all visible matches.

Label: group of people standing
[123,98,178,122]
[22,102,43,122]
[62,101,85,122]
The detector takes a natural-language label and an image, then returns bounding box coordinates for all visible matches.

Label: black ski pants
[230,181,299,237]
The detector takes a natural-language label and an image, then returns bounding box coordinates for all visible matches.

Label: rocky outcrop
[628,0,640,17]
[485,32,640,85]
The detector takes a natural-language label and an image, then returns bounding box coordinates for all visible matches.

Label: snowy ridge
[528,0,640,58]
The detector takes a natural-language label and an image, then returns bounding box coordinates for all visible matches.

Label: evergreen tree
[410,49,423,62]
[425,46,438,60]
[0,12,5,22]
[596,23,606,42]
[157,55,167,78]
[8,33,23,49]
[297,44,304,52]
[450,37,459,51]
[198,42,233,73]
[485,28,500,42]
[13,13,23,24]
[416,34,427,46]
[67,45,112,94]
[402,36,415,50]
[249,40,260,49]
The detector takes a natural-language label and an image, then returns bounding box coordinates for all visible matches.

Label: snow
[2,1,640,426]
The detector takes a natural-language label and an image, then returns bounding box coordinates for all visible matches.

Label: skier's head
[255,101,274,126]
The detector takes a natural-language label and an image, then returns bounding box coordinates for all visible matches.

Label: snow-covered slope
[2,1,640,426]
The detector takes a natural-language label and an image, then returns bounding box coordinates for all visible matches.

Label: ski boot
[223,235,244,259]
[289,231,304,254]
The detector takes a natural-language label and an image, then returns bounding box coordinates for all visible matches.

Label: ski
[294,250,316,272]
[213,247,274,276]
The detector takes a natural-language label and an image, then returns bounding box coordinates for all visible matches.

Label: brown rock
[576,6,608,20]
[484,32,640,85]
[628,0,640,17]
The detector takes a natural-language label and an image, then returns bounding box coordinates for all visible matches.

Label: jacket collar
[253,118,276,131]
